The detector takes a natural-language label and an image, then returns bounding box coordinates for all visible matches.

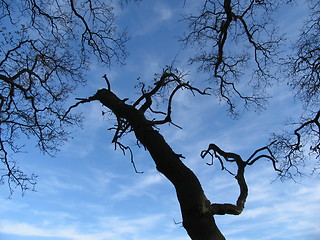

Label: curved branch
[133,69,210,128]
[201,142,280,215]
[0,138,37,196]
[63,96,96,120]
[246,140,281,172]
[115,141,143,174]
[103,74,111,91]
[293,110,320,151]
[201,143,246,215]
[270,110,320,178]
[133,70,174,110]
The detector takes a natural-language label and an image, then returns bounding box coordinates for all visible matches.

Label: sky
[0,1,319,240]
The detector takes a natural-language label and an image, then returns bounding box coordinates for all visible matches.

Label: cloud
[130,1,175,37]
[111,171,164,200]
[0,198,28,213]
[97,214,165,234]
[33,168,86,196]
[0,220,114,240]
[240,207,269,219]
[0,213,167,240]
[217,173,320,240]
[154,2,173,21]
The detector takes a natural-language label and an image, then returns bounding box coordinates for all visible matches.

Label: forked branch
[134,68,210,127]
[201,142,280,215]
[270,110,320,179]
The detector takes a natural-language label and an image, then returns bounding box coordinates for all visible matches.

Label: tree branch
[182,0,282,114]
[133,68,210,127]
[201,142,280,215]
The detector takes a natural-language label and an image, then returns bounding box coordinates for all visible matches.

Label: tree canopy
[181,0,319,179]
[0,0,127,191]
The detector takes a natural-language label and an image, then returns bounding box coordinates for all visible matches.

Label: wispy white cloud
[111,171,164,200]
[154,2,173,21]
[31,210,76,223]
[97,214,165,235]
[82,168,120,193]
[132,1,175,36]
[33,168,86,197]
[0,213,170,240]
[0,220,113,240]
[0,198,28,213]
[217,170,320,240]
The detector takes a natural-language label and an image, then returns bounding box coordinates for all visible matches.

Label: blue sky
[0,1,319,240]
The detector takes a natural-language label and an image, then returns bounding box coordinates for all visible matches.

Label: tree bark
[92,88,225,240]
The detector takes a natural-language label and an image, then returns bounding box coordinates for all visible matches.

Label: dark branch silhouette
[182,0,283,114]
[0,0,127,193]
[201,142,279,215]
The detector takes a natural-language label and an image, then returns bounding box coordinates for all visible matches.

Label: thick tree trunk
[93,89,226,240]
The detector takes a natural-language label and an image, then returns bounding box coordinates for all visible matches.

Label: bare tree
[182,0,319,179]
[68,68,278,240]
[0,0,127,194]
[181,0,285,114]
[0,0,318,239]
[271,0,319,179]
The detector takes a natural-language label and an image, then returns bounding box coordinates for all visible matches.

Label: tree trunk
[92,89,226,240]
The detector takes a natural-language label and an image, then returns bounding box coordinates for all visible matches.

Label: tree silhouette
[0,0,318,239]
[271,0,319,178]
[0,0,127,193]
[67,68,279,239]
[182,0,319,180]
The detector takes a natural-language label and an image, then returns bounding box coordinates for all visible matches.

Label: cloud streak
[111,171,165,200]
[0,213,174,240]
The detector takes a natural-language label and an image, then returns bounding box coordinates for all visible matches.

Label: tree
[0,0,127,192]
[271,0,319,178]
[65,67,280,240]
[181,0,319,179]
[0,0,318,240]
